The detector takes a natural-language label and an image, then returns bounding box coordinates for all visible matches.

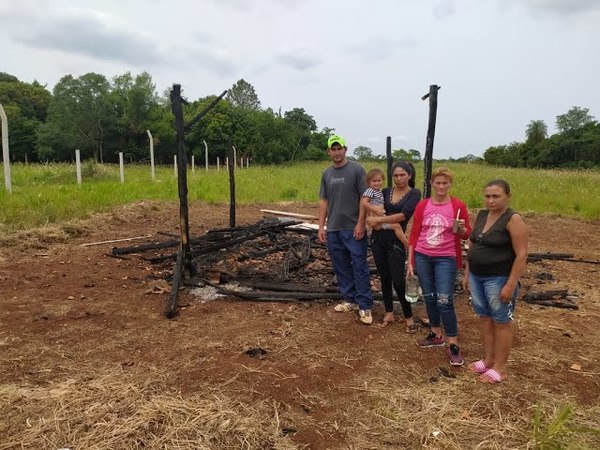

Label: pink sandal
[468,360,489,374]
[479,369,505,384]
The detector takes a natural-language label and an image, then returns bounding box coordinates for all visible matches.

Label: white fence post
[191,155,195,172]
[146,129,155,181]
[0,104,11,193]
[119,152,124,183]
[75,150,82,185]
[217,157,220,171]
[204,140,209,172]
[174,155,177,177]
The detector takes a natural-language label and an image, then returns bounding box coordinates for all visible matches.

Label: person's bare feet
[380,313,395,328]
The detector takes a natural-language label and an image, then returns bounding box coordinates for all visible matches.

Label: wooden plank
[260,209,318,220]
[79,235,152,247]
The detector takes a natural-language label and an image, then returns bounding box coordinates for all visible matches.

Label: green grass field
[1,161,599,231]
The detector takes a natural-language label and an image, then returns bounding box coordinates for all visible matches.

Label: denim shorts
[469,274,519,323]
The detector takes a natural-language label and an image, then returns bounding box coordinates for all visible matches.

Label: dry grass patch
[0,371,302,450]
[0,223,90,256]
[334,360,600,449]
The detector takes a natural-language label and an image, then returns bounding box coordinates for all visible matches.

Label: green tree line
[483,106,600,168]
[352,145,422,163]
[0,72,331,164]
[2,70,598,168]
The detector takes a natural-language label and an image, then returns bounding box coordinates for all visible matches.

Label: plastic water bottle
[405,274,420,303]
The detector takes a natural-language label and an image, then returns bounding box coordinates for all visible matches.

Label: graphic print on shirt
[330,176,345,185]
[424,213,450,248]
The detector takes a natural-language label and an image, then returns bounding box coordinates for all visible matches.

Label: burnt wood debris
[112,217,383,305]
[522,290,579,310]
[110,218,597,314]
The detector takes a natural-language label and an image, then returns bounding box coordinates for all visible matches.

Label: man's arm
[354,196,367,240]
[318,198,328,243]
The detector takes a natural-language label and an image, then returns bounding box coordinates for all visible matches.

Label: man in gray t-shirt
[318,135,373,324]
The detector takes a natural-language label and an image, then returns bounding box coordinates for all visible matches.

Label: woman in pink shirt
[407,168,471,366]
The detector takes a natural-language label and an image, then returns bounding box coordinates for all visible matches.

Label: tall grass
[531,403,600,449]
[1,161,599,231]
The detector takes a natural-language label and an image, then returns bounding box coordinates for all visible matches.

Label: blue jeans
[327,230,373,311]
[469,274,519,323]
[414,252,458,337]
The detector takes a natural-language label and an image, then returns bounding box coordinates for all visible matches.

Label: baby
[361,168,408,249]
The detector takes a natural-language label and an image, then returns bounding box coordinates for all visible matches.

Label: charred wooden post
[421,84,440,198]
[170,84,193,279]
[165,85,227,319]
[522,290,578,310]
[184,90,228,132]
[523,290,569,301]
[165,249,183,318]
[386,136,392,188]
[528,252,574,260]
[228,137,236,228]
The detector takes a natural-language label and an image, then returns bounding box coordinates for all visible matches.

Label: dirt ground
[1,201,599,449]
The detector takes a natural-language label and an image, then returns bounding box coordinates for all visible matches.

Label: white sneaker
[359,309,373,325]
[334,301,359,312]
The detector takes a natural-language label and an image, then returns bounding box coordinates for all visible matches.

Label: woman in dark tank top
[468,208,517,276]
[463,180,529,384]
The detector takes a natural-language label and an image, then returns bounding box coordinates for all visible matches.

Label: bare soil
[1,201,599,449]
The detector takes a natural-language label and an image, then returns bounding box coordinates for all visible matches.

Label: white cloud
[433,0,457,20]
[345,37,418,62]
[275,48,321,70]
[502,0,600,16]
[20,10,161,65]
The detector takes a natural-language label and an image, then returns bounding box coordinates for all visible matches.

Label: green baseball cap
[327,134,346,148]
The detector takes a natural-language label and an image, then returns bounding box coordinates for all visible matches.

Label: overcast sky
[1,0,599,158]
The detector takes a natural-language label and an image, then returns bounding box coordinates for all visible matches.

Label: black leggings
[370,233,412,318]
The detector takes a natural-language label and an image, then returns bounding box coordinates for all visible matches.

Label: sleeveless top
[467,208,517,276]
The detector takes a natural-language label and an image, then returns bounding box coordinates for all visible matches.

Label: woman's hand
[407,262,414,277]
[462,264,470,293]
[366,216,380,227]
[499,283,515,303]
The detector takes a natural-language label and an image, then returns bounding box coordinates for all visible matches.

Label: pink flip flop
[479,369,505,384]
[469,360,489,374]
